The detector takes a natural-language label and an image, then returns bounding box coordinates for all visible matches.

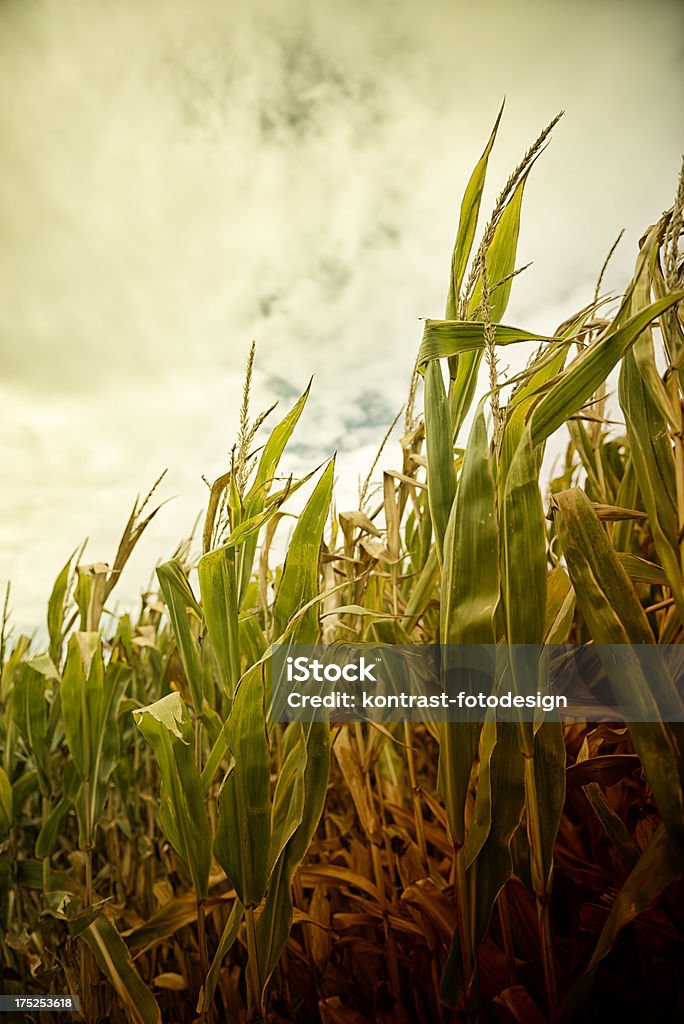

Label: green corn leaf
[47,552,73,667]
[79,913,162,1024]
[11,771,38,818]
[13,665,49,795]
[441,721,525,1007]
[444,104,503,433]
[500,428,546,759]
[273,458,335,643]
[467,169,529,324]
[441,402,498,646]
[448,350,484,441]
[156,560,204,715]
[500,344,568,486]
[244,380,312,512]
[0,767,12,839]
[224,464,321,554]
[401,546,438,633]
[257,720,330,996]
[197,898,244,1014]
[532,720,566,890]
[425,360,457,564]
[268,724,307,878]
[60,633,91,779]
[464,715,497,867]
[214,664,271,908]
[234,381,312,603]
[612,458,640,553]
[543,566,575,644]
[198,545,240,700]
[35,762,79,859]
[530,292,684,446]
[62,635,130,848]
[84,658,130,842]
[1,634,31,703]
[445,158,534,439]
[501,426,546,646]
[551,487,684,845]
[617,553,668,587]
[619,348,684,621]
[445,101,504,317]
[418,321,553,371]
[438,403,497,845]
[133,692,212,899]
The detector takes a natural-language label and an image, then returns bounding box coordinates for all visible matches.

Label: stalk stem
[245,906,263,1022]
[453,842,474,990]
[197,897,210,1016]
[404,723,428,867]
[523,754,557,1020]
[669,377,684,580]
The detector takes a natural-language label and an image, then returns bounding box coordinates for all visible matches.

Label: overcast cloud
[1,0,682,634]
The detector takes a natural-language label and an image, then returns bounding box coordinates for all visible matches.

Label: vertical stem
[197,898,209,994]
[453,842,474,989]
[41,795,51,896]
[83,777,93,908]
[144,748,155,917]
[370,841,401,997]
[669,376,684,579]
[430,955,447,1024]
[195,715,203,774]
[81,778,94,1022]
[523,754,557,1020]
[354,722,401,998]
[403,723,428,866]
[245,906,263,1022]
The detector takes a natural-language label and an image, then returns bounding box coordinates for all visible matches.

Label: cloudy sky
[1,0,682,636]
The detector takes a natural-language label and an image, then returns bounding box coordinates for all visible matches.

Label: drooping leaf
[79,914,162,1024]
[134,692,212,899]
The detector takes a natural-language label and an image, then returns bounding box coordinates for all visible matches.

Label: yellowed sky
[1,0,683,632]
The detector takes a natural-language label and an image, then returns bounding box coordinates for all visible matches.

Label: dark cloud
[0,0,682,630]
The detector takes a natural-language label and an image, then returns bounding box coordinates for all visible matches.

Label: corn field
[1,110,684,1023]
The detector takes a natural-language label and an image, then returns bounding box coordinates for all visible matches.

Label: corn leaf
[257,720,330,995]
[619,348,684,621]
[438,403,497,845]
[425,360,457,564]
[530,292,684,446]
[156,561,204,715]
[562,824,683,1021]
[445,100,504,316]
[273,458,335,642]
[552,487,684,845]
[418,322,552,371]
[214,664,271,908]
[133,692,212,899]
[198,545,240,700]
[80,913,162,1024]
[197,898,244,1014]
[47,553,73,667]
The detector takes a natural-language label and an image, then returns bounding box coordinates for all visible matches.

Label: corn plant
[1,113,683,1024]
